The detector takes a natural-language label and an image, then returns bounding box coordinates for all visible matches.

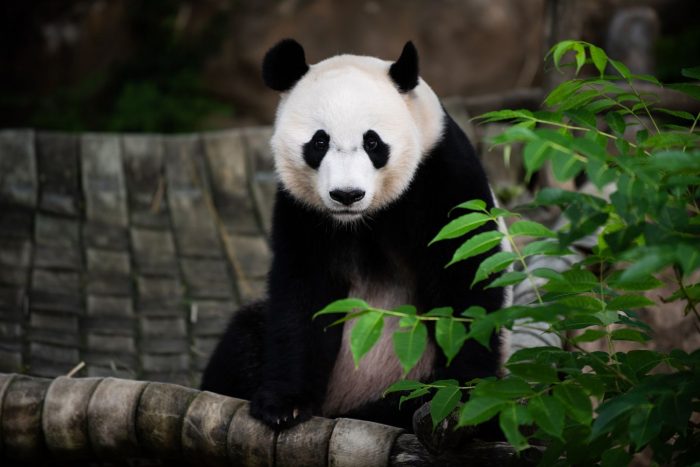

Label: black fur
[262,39,309,92]
[302,129,330,169]
[389,41,420,93]
[201,113,504,431]
[363,130,390,168]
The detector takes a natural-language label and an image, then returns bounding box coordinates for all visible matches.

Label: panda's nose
[330,189,365,206]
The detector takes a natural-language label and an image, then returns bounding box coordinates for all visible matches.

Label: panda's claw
[250,387,312,430]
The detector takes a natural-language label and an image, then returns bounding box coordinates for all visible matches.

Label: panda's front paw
[250,387,312,430]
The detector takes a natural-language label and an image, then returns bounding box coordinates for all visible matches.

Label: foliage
[30,0,231,132]
[317,41,700,465]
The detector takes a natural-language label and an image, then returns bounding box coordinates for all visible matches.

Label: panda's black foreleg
[200,301,267,400]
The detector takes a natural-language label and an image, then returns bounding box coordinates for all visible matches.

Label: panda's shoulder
[417,112,490,200]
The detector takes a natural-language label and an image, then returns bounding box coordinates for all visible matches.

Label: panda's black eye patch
[303,129,330,169]
[363,130,389,169]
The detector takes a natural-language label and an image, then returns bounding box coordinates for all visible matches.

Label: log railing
[0,373,537,466]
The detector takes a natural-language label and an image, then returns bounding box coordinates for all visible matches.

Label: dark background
[1,0,697,133]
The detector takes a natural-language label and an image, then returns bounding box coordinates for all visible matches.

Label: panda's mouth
[329,209,366,220]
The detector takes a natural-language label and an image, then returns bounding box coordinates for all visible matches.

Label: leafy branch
[316,41,700,464]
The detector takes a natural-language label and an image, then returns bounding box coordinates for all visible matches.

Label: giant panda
[201,39,506,432]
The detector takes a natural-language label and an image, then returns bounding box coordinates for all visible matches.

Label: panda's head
[263,39,444,223]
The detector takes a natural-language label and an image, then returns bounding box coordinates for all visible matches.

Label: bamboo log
[0,373,531,466]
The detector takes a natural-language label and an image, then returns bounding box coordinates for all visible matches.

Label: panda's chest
[322,269,436,416]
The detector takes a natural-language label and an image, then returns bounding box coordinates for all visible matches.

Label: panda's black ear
[262,39,309,92]
[389,41,419,93]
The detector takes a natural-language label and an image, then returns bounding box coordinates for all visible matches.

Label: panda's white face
[270,54,444,222]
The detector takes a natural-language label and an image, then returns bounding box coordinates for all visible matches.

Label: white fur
[271,54,444,222]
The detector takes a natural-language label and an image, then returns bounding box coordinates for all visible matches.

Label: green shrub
[318,41,700,465]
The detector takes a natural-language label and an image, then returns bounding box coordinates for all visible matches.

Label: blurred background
[1,0,698,133]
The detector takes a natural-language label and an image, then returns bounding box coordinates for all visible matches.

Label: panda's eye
[364,137,378,152]
[362,130,389,169]
[314,138,328,151]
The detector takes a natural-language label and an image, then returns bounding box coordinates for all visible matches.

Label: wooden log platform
[0,373,537,466]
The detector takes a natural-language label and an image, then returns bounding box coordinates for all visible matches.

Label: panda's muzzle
[329,188,365,206]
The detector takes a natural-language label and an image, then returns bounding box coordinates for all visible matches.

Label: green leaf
[326,310,371,328]
[590,393,645,439]
[550,40,575,71]
[681,66,700,80]
[551,149,584,182]
[678,243,700,276]
[478,109,534,123]
[655,108,696,121]
[650,150,700,172]
[399,387,430,409]
[628,404,661,450]
[607,295,654,310]
[572,42,586,74]
[435,318,467,365]
[523,139,551,178]
[617,251,673,284]
[490,207,518,218]
[545,80,584,106]
[553,384,592,425]
[625,350,664,376]
[350,311,384,367]
[461,306,487,318]
[610,59,631,79]
[572,137,608,159]
[447,230,504,267]
[610,328,650,342]
[658,393,692,432]
[667,83,700,101]
[425,307,454,318]
[559,89,599,111]
[458,396,506,426]
[394,305,417,316]
[565,109,597,129]
[430,212,492,244]
[472,251,517,286]
[608,271,663,291]
[393,320,428,375]
[589,44,607,76]
[571,329,608,344]
[585,97,617,114]
[506,362,559,384]
[605,111,626,134]
[499,403,529,451]
[559,295,605,312]
[563,269,599,291]
[601,448,632,467]
[587,157,616,190]
[384,379,424,395]
[314,298,370,318]
[594,310,620,326]
[553,314,603,331]
[430,385,462,428]
[509,220,556,238]
[450,199,487,214]
[522,240,568,257]
[472,376,534,399]
[485,270,528,289]
[528,395,565,440]
[465,316,497,349]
